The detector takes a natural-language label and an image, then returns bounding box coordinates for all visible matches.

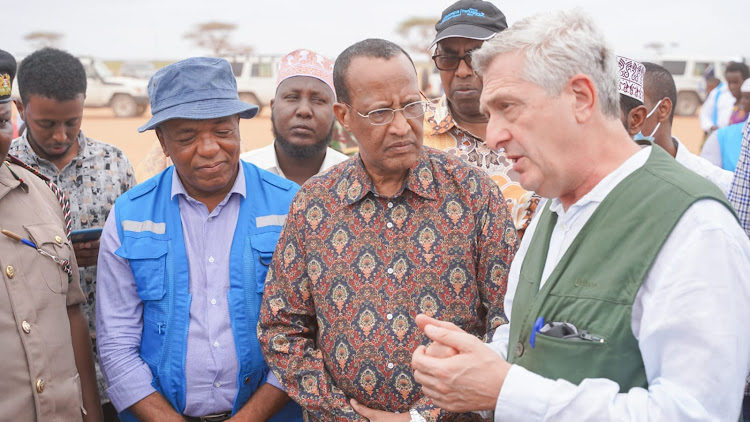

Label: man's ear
[269,99,274,110]
[333,102,351,131]
[656,98,672,123]
[569,74,596,123]
[13,99,24,121]
[627,105,648,137]
[155,127,169,158]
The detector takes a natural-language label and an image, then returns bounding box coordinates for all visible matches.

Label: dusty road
[74,107,707,183]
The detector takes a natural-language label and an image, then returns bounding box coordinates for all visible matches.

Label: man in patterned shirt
[10,47,136,419]
[258,38,517,422]
[424,0,537,236]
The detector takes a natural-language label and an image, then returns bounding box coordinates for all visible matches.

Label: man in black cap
[0,49,102,422]
[423,0,538,239]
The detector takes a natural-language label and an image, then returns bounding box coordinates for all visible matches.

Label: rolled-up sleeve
[96,206,156,412]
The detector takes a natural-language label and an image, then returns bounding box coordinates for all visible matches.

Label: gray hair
[472,9,620,118]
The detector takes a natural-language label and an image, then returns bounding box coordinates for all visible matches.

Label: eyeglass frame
[342,100,430,126]
[431,50,479,71]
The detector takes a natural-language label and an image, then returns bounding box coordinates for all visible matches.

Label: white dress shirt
[490,147,750,421]
[674,137,733,196]
[699,83,736,132]
[240,142,349,181]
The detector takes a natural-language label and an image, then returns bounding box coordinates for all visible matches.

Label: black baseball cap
[431,0,508,48]
[0,50,16,104]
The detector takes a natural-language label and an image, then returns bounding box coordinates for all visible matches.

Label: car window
[662,61,687,76]
[251,63,273,78]
[694,62,711,77]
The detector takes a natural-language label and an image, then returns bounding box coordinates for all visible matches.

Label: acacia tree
[184,21,253,57]
[24,31,64,50]
[396,17,437,56]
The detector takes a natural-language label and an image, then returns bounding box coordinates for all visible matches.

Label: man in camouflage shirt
[10,48,135,419]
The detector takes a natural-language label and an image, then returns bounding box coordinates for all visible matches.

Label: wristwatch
[409,409,427,422]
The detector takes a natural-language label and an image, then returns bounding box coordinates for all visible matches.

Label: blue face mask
[633,99,663,144]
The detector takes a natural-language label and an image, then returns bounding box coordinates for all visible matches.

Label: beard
[272,118,335,160]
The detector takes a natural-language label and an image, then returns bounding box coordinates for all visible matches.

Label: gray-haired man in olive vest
[411,9,750,421]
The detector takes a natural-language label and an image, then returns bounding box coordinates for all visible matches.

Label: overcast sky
[5,0,747,64]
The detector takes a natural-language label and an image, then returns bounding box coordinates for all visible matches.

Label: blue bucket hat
[138,57,258,132]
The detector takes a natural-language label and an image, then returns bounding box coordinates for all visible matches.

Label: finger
[424,341,458,358]
[415,314,439,332]
[349,398,371,417]
[423,324,480,353]
[415,314,462,333]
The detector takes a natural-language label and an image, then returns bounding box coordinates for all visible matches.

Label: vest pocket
[521,329,608,385]
[115,236,168,301]
[250,230,281,294]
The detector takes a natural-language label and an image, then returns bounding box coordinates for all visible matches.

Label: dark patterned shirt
[10,130,136,402]
[258,147,517,421]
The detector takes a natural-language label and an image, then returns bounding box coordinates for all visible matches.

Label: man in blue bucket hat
[96,57,303,422]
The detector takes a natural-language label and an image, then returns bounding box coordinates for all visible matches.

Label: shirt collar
[170,161,247,201]
[425,94,457,136]
[20,130,87,163]
[339,150,438,207]
[549,146,651,216]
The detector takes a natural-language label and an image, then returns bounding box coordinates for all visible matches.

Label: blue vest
[113,162,302,421]
[717,122,745,172]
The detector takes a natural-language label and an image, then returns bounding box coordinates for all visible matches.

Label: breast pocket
[25,223,74,294]
[250,230,281,294]
[115,236,168,301]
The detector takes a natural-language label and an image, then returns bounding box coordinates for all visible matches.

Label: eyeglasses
[343,100,429,125]
[432,52,475,71]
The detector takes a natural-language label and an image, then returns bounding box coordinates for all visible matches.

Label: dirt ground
[73,107,706,183]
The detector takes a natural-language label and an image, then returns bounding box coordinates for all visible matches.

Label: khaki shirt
[0,161,86,422]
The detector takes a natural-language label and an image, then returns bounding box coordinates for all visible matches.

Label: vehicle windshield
[94,61,114,79]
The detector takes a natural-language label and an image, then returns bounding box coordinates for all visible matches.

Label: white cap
[617,55,645,103]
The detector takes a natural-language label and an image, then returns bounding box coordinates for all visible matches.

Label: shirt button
[214,381,221,388]
[387,362,394,369]
[36,379,45,393]
[386,313,393,320]
[244,376,251,384]
[54,236,63,244]
[387,202,394,208]
[210,298,217,305]
[386,222,393,228]
[5,265,14,279]
[387,268,394,274]
[22,321,31,334]
[515,342,524,358]
[561,224,569,231]
[213,340,220,348]
[208,256,215,263]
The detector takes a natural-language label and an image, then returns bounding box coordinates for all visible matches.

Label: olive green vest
[507,147,735,390]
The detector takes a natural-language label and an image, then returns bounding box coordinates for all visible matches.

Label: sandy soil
[74,106,706,181]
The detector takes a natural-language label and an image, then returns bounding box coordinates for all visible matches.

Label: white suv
[11,57,150,118]
[79,57,150,117]
[226,55,282,114]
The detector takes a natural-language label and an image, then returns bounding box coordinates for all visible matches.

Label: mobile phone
[70,227,103,243]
